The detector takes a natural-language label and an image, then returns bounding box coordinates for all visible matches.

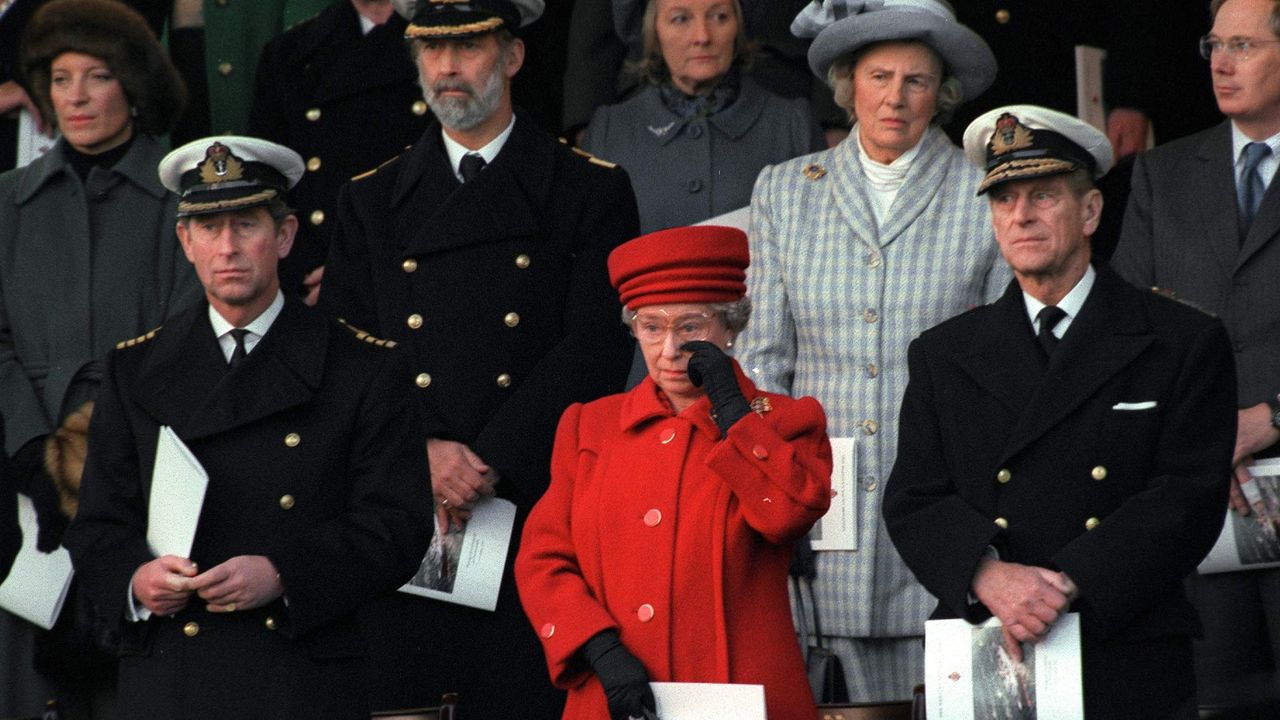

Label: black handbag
[789,538,850,704]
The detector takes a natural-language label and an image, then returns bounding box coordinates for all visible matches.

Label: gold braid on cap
[178,189,279,214]
[405,16,503,37]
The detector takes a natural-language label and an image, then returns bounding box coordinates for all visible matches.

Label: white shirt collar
[441,114,516,182]
[358,14,378,35]
[208,290,285,362]
[1022,264,1095,339]
[1230,122,1280,187]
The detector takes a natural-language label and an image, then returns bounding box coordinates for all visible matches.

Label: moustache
[431,81,475,97]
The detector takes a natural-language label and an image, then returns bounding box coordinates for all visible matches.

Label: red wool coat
[515,366,832,720]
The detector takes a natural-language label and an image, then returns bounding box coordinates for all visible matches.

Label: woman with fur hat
[0,0,199,715]
[733,0,1012,703]
[516,225,833,720]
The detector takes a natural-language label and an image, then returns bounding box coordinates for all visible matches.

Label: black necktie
[228,328,249,368]
[1036,306,1067,358]
[459,153,486,182]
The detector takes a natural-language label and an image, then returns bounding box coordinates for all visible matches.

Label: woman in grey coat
[0,1,198,715]
[582,0,824,235]
[734,0,1010,703]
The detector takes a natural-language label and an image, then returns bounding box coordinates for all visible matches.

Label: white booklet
[399,496,515,611]
[1200,457,1280,574]
[925,613,1084,720]
[650,682,766,719]
[810,436,857,551]
[0,496,75,629]
[147,426,209,559]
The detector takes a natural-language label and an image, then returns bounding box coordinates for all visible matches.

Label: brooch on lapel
[802,163,827,181]
[750,397,772,416]
[647,122,676,138]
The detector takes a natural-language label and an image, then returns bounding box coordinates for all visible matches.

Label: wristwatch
[1269,395,1280,430]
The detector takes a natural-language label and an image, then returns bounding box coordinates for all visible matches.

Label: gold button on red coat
[752,445,768,460]
[643,509,662,527]
[637,604,655,622]
[660,428,676,444]
[540,622,555,639]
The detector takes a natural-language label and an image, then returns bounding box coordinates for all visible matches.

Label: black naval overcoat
[250,0,432,296]
[322,112,639,717]
[884,266,1236,719]
[63,297,433,720]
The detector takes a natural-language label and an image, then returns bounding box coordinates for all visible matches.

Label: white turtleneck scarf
[856,127,923,227]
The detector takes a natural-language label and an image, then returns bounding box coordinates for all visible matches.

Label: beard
[421,59,506,131]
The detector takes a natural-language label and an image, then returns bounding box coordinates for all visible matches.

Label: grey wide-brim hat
[795,0,997,104]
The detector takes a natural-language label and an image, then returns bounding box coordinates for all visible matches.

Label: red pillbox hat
[608,225,750,310]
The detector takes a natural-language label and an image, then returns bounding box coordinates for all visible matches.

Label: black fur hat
[20,0,185,137]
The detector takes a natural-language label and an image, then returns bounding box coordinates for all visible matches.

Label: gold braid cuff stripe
[406,17,504,37]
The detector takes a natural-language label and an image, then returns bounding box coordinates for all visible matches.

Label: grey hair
[1210,0,1280,38]
[620,297,753,334]
[826,40,963,126]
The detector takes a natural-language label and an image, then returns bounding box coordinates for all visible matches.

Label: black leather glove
[582,630,657,720]
[682,340,751,437]
[11,437,67,553]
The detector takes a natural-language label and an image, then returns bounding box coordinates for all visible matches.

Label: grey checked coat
[735,124,1010,647]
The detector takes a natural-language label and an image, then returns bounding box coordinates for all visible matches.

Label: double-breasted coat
[249,0,432,296]
[581,78,823,234]
[322,113,639,716]
[733,123,1011,699]
[883,267,1237,718]
[62,298,433,720]
[515,366,832,720]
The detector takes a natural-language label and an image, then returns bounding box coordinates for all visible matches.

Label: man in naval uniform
[320,0,639,716]
[63,136,433,720]
[883,106,1237,719]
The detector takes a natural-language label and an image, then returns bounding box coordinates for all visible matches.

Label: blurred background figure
[249,0,433,302]
[0,0,198,715]
[564,0,844,144]
[581,0,824,236]
[123,0,329,143]
[734,0,1011,703]
[517,225,832,720]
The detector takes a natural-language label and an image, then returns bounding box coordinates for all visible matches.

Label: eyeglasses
[630,310,715,345]
[1199,35,1280,61]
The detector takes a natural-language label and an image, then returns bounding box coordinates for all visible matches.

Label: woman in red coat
[515,225,833,720]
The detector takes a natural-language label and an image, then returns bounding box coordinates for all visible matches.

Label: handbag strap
[789,576,813,649]
[802,575,829,649]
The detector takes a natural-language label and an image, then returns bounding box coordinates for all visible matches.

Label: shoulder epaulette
[116,326,161,350]
[1149,286,1216,317]
[568,145,618,169]
[337,318,397,348]
[351,151,406,182]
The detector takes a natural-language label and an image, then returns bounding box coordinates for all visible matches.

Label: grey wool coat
[582,78,823,233]
[0,134,200,455]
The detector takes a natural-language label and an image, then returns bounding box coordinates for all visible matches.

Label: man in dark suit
[250,0,433,302]
[884,105,1237,719]
[321,0,638,716]
[62,136,433,719]
[1112,0,1280,711]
